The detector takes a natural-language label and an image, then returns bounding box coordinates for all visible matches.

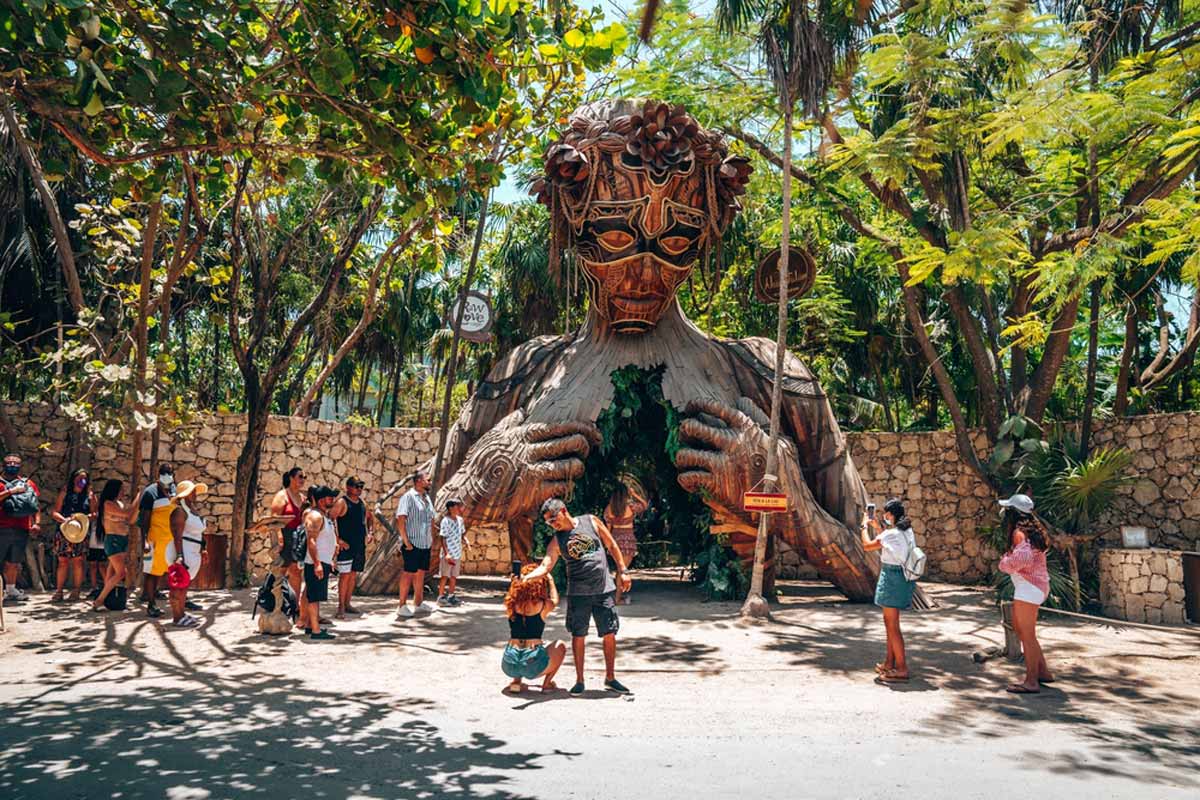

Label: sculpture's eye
[660,236,692,256]
[598,230,636,252]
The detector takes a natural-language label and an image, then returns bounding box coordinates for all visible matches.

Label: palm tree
[714,0,872,617]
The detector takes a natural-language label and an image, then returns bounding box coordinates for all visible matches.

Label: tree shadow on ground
[0,627,577,799]
[762,583,1200,789]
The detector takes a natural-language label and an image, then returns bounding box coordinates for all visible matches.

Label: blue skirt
[875,564,915,610]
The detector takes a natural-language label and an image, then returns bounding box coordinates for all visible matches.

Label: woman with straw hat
[165,480,208,628]
[50,468,95,602]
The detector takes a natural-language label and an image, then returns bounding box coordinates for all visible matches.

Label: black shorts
[402,546,431,574]
[304,562,331,602]
[87,547,107,563]
[336,546,365,573]
[566,592,619,638]
[281,528,304,564]
[0,527,29,565]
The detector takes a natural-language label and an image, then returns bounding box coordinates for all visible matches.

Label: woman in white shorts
[997,494,1055,694]
[165,481,208,627]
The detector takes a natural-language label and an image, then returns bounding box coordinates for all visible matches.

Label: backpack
[901,528,927,582]
[252,572,299,620]
[103,585,128,611]
[1,478,39,517]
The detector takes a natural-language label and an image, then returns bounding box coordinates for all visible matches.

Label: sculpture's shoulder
[717,336,827,400]
[473,334,573,404]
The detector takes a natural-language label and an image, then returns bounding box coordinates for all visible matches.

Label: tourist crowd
[2,449,1055,696]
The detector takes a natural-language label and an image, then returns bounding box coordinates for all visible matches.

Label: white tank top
[181,504,206,543]
[304,513,337,565]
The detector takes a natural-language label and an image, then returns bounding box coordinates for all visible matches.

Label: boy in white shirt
[437,499,469,607]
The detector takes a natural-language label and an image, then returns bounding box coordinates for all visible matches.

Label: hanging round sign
[448,290,494,343]
[753,245,817,304]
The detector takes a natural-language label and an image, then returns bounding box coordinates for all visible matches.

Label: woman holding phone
[860,498,918,682]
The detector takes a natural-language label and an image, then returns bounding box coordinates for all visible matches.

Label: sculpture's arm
[674,397,877,601]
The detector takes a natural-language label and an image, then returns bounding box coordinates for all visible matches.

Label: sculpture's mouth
[612,294,663,314]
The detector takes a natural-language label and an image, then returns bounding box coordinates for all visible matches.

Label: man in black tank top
[522,498,633,696]
[332,476,373,619]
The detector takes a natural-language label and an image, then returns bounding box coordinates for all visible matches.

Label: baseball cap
[998,494,1035,514]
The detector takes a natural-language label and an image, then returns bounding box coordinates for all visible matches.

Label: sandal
[1006,684,1040,694]
[874,663,893,675]
[503,682,524,695]
[91,605,108,613]
[541,681,559,692]
[880,671,910,683]
[51,592,65,603]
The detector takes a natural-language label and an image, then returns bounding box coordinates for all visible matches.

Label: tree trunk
[433,191,492,486]
[125,199,162,580]
[1079,280,1102,459]
[0,93,84,314]
[1113,301,1138,416]
[743,104,795,620]
[1023,291,1083,425]
[228,379,269,587]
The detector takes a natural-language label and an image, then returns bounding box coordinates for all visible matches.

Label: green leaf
[83,92,104,116]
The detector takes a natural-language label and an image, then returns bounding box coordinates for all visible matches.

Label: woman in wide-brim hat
[164,480,209,628]
[51,468,95,602]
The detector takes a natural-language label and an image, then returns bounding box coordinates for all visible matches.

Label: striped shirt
[440,515,465,559]
[396,488,434,549]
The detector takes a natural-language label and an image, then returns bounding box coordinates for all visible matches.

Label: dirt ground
[1,572,1198,800]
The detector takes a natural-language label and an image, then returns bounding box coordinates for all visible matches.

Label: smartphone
[866,502,876,518]
[511,559,522,577]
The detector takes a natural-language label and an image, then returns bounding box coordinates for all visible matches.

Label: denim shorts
[103,535,129,558]
[501,644,550,679]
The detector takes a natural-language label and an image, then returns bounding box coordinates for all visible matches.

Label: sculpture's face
[575,169,709,334]
[538,101,751,335]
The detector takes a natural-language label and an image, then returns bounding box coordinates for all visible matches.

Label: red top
[282,491,304,531]
[999,541,1050,595]
[0,477,40,530]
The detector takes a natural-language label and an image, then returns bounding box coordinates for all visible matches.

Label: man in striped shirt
[395,469,436,618]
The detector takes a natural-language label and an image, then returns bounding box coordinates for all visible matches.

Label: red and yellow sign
[742,492,788,513]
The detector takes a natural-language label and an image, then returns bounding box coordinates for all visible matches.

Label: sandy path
[1,576,1197,799]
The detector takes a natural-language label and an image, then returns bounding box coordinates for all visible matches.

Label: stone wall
[1098,549,1189,625]
[847,429,998,583]
[6,402,1199,586]
[0,403,518,582]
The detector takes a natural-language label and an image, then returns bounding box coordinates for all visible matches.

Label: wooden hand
[674,397,799,511]
[438,410,601,523]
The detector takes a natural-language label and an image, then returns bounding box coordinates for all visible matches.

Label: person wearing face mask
[860,498,918,682]
[50,468,95,602]
[137,463,178,618]
[0,453,40,603]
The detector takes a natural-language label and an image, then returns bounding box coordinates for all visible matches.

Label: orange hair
[504,564,549,620]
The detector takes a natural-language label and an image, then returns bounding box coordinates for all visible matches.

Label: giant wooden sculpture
[360,100,884,601]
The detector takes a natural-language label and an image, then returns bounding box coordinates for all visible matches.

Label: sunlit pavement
[2,575,1197,799]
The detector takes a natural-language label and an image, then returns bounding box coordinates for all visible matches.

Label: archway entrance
[528,365,765,601]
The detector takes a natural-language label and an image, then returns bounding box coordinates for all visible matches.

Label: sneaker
[5,586,27,602]
[184,600,202,611]
[173,614,201,628]
[437,594,449,605]
[147,604,164,618]
[396,605,414,619]
[569,682,586,696]
[604,679,632,695]
[344,605,363,616]
[88,587,101,600]
[447,595,463,607]
[416,602,437,614]
[309,630,336,640]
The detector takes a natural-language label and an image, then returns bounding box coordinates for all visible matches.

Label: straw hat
[59,512,90,544]
[174,480,209,500]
